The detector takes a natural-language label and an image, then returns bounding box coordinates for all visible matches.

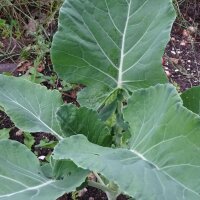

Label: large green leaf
[0,140,88,200]
[53,135,200,200]
[0,75,63,139]
[53,84,200,199]
[51,0,175,108]
[181,86,200,115]
[56,104,112,146]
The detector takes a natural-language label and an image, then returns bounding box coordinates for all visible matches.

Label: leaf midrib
[117,0,131,88]
[0,91,63,140]
[131,148,200,197]
[0,180,56,198]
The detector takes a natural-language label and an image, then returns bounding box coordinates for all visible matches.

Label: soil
[0,1,200,200]
[163,1,200,91]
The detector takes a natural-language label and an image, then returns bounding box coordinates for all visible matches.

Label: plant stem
[88,180,119,200]
[114,90,124,147]
[93,172,105,185]
[88,180,113,193]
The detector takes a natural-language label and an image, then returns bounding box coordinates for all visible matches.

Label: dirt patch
[163,1,200,91]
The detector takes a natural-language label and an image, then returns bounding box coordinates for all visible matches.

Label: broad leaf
[181,86,200,115]
[77,84,112,110]
[51,0,176,108]
[51,160,87,180]
[0,75,63,139]
[56,104,112,146]
[0,140,88,200]
[53,134,200,199]
[53,84,200,199]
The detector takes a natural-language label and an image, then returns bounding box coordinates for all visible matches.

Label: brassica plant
[1,0,200,200]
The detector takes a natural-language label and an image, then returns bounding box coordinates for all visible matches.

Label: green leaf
[56,104,112,146]
[35,140,58,149]
[51,0,176,108]
[0,140,88,200]
[181,86,200,115]
[53,84,200,199]
[53,133,200,200]
[0,75,63,139]
[51,160,88,181]
[124,84,200,198]
[0,128,10,140]
[23,132,35,149]
[77,84,112,110]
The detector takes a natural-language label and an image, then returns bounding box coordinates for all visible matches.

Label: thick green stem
[88,180,114,194]
[114,90,124,147]
[106,192,119,200]
[88,180,119,200]
[93,172,105,185]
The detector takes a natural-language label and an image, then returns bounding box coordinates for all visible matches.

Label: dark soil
[0,110,14,129]
[163,1,200,91]
[58,187,129,200]
[0,1,200,200]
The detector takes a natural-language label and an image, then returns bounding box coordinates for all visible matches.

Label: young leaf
[23,132,35,149]
[77,84,112,110]
[0,140,88,200]
[53,84,200,199]
[56,104,112,146]
[181,86,200,115]
[0,75,63,139]
[51,0,176,108]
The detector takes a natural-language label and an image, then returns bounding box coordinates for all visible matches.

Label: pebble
[165,70,171,77]
[38,155,45,160]
[188,26,197,34]
[171,50,176,55]
[180,41,186,46]
[177,50,182,54]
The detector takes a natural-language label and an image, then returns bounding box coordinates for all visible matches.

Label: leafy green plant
[0,18,21,39]
[181,86,200,115]
[1,0,200,200]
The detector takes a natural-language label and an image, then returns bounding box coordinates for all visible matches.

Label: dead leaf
[169,57,179,65]
[78,188,87,197]
[165,70,171,77]
[16,130,23,136]
[37,63,45,72]
[25,19,38,36]
[187,26,197,34]
[17,61,32,72]
[182,29,189,37]
[180,40,187,46]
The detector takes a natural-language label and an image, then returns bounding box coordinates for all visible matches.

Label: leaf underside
[0,75,63,139]
[51,0,176,108]
[0,140,88,200]
[54,84,200,200]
